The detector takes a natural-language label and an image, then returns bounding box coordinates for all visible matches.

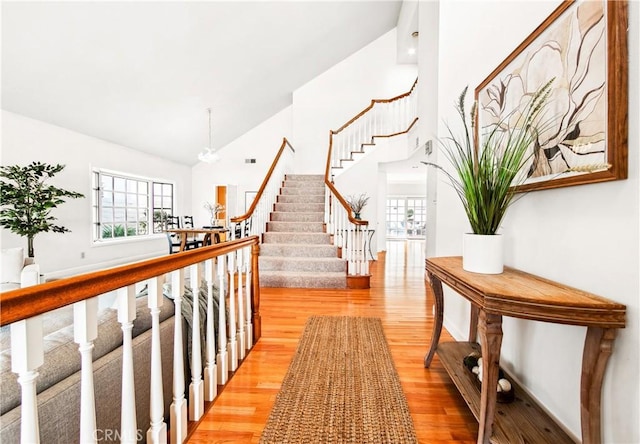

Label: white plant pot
[462,233,504,274]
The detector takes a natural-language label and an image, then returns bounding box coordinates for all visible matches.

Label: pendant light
[198,108,220,163]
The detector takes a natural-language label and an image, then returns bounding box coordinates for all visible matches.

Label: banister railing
[324,79,419,278]
[0,236,260,443]
[231,138,295,239]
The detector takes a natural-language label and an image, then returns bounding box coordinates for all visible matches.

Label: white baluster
[146,277,167,444]
[217,257,228,385]
[236,248,246,360]
[117,286,137,444]
[11,316,43,444]
[244,248,253,350]
[203,259,217,401]
[189,264,204,420]
[74,298,98,444]
[169,270,187,444]
[227,252,238,372]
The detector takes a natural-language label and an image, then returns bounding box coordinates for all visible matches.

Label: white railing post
[189,264,204,421]
[217,257,228,385]
[117,286,137,444]
[244,245,253,350]
[11,316,43,444]
[169,270,187,444]
[227,252,238,372]
[203,259,217,401]
[74,298,98,444]
[236,248,246,360]
[146,277,167,444]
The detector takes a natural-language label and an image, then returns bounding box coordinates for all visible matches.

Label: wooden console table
[424,256,626,444]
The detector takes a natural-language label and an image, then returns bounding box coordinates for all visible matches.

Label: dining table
[165,227,229,252]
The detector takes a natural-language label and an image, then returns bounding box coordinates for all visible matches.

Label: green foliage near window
[0,162,84,257]
[423,79,554,235]
[101,224,137,239]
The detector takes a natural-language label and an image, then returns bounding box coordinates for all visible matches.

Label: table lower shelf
[437,341,576,444]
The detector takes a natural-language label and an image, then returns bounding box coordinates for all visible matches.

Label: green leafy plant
[102,224,137,239]
[423,79,554,235]
[0,162,84,257]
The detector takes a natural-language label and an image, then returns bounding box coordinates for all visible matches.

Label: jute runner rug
[260,315,417,443]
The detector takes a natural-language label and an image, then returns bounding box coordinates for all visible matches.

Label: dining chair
[183,215,203,248]
[165,216,182,254]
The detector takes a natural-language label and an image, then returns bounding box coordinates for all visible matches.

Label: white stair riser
[277,194,325,204]
[260,244,338,258]
[274,203,324,212]
[263,232,331,244]
[260,258,346,272]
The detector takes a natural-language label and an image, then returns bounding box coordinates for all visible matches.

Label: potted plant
[423,79,554,273]
[0,162,84,258]
[345,193,370,220]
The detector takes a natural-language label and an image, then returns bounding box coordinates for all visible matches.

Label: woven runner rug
[260,315,417,443]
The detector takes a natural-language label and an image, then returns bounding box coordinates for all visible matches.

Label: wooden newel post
[251,243,262,342]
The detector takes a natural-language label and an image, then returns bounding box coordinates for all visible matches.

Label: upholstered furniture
[0,247,39,292]
[0,295,176,443]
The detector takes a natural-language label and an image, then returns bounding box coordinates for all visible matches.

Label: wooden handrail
[332,78,418,135]
[0,236,260,327]
[230,138,294,224]
[324,79,418,226]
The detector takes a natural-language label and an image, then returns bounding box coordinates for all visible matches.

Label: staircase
[259,174,347,288]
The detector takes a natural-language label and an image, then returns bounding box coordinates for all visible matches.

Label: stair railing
[0,237,260,444]
[324,79,419,281]
[230,138,295,239]
[330,79,418,175]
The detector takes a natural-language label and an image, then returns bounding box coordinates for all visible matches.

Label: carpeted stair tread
[260,173,345,289]
[270,212,324,222]
[266,221,324,232]
[259,271,346,289]
[263,232,331,244]
[274,202,325,212]
[260,256,346,272]
[260,244,338,258]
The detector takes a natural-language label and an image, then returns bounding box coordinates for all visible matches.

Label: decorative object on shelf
[462,352,514,404]
[422,79,554,274]
[345,193,370,220]
[0,162,84,258]
[198,108,221,163]
[204,201,225,227]
[475,0,628,192]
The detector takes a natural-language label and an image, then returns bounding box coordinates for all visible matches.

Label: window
[93,170,174,241]
[386,197,426,239]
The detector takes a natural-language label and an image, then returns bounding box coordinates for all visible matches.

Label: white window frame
[92,168,175,244]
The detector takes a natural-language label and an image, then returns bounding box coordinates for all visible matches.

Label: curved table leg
[581,327,617,444]
[477,310,503,444]
[424,272,444,367]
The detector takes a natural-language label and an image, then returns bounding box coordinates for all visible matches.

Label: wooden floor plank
[187,240,478,443]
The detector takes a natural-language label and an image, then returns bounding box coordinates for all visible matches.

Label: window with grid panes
[93,170,174,241]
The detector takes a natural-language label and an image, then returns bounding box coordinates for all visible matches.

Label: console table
[424,256,626,444]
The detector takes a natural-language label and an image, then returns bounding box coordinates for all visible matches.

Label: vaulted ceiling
[2,1,403,166]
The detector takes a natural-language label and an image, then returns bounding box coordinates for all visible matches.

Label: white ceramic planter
[462,233,504,274]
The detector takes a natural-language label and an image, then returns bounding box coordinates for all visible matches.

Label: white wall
[1,110,192,277]
[292,28,418,173]
[428,1,639,442]
[191,106,292,226]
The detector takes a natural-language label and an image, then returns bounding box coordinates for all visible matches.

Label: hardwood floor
[188,240,477,443]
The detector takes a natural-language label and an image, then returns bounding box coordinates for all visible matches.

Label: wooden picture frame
[475,0,628,192]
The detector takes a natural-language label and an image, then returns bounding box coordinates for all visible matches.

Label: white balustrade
[227,252,238,372]
[217,257,229,385]
[74,298,98,444]
[203,259,217,402]
[170,269,188,444]
[3,237,259,444]
[146,277,167,444]
[188,264,204,421]
[117,286,138,444]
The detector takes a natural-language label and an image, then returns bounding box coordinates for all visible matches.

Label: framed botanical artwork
[475,0,628,192]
